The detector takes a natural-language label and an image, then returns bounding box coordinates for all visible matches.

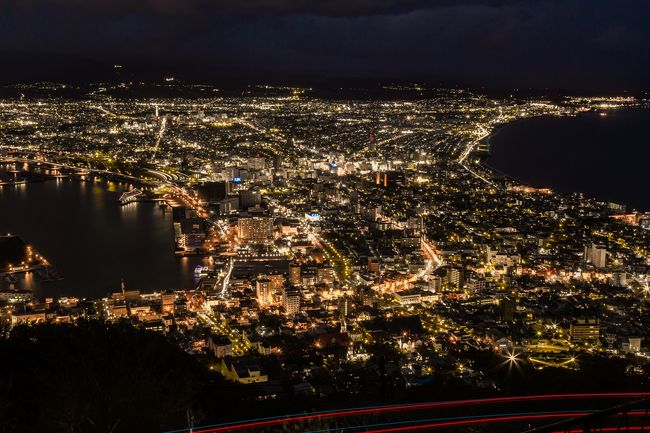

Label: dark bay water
[488,108,650,211]
[1,168,205,298]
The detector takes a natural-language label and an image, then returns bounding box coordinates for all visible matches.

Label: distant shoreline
[481,114,551,185]
[482,108,650,211]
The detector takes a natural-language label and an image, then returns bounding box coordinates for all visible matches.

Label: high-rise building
[368,257,381,274]
[428,276,442,293]
[283,288,301,315]
[375,170,405,189]
[238,217,274,243]
[499,297,515,322]
[446,267,464,289]
[258,273,285,292]
[406,216,423,235]
[338,296,351,317]
[256,278,273,305]
[288,264,301,286]
[584,243,607,268]
[239,189,262,209]
[317,266,335,285]
[359,288,375,307]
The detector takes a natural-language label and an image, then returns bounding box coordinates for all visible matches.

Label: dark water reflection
[1,166,206,298]
[488,108,650,211]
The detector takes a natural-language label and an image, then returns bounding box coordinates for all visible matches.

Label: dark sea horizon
[487,108,650,212]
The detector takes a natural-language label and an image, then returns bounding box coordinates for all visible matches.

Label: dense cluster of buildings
[1,84,649,395]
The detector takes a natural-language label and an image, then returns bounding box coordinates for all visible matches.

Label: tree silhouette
[0,321,204,433]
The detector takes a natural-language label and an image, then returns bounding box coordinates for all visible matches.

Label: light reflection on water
[1,168,207,299]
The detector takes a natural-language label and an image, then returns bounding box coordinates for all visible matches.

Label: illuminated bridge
[167,393,650,433]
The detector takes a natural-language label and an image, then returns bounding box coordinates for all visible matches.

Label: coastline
[481,111,585,174]
[479,108,650,211]
[480,114,550,185]
[0,165,207,298]
[0,156,160,188]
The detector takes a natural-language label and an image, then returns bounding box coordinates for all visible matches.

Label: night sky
[2,0,649,90]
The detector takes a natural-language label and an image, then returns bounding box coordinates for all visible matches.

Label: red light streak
[557,427,648,433]
[362,411,650,433]
[192,393,650,433]
[362,412,590,433]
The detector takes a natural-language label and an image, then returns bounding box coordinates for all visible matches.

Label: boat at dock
[118,188,144,205]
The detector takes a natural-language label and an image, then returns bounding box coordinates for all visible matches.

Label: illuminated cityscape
[1,82,649,431]
[1,1,650,432]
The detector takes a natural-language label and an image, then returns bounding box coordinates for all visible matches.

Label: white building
[584,243,607,268]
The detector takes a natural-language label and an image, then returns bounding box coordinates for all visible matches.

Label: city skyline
[1,2,650,432]
[1,83,649,432]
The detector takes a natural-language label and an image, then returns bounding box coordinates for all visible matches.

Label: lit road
[458,124,494,185]
[151,116,168,160]
[416,237,443,280]
[380,215,442,284]
[197,311,251,355]
[220,257,234,297]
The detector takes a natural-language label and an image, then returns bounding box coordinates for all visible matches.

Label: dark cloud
[1,0,649,90]
[9,0,526,16]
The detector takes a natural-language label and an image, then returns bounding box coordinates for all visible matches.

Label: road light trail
[416,237,443,280]
[167,393,650,433]
[458,124,494,185]
[299,411,603,433]
[151,116,168,160]
[221,257,234,297]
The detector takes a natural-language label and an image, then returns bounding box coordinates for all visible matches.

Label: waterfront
[488,108,650,211]
[0,166,206,298]
[1,87,649,433]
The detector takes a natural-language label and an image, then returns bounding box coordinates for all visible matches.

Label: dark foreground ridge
[2,322,650,433]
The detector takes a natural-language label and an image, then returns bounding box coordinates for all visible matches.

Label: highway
[458,124,494,185]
